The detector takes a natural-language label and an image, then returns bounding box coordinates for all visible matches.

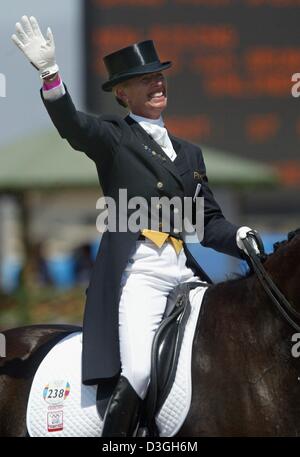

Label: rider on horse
[12,16,265,437]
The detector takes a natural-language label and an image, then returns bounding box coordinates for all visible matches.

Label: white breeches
[118,239,206,400]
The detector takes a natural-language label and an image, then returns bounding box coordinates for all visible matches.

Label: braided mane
[273,228,300,252]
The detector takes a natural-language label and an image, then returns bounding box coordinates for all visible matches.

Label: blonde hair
[113,82,128,108]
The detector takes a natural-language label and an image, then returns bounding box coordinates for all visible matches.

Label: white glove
[12,15,59,79]
[236,226,261,255]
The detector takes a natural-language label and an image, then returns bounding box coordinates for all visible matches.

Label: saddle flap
[143,281,202,434]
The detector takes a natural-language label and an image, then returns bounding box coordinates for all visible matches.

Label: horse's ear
[288,228,300,241]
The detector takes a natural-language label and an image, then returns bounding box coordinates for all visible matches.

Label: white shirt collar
[128,112,177,161]
[129,112,164,128]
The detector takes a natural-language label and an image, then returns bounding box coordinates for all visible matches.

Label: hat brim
[102,61,172,92]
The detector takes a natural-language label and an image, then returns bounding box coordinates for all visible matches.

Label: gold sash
[140,229,183,255]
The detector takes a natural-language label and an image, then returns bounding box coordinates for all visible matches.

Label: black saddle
[140,281,207,436]
[96,280,209,436]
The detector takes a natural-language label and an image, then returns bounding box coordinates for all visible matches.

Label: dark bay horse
[0,230,300,437]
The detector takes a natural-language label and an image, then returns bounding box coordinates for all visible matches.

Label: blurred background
[0,0,299,329]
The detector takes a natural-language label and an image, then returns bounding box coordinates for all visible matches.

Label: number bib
[43,380,70,406]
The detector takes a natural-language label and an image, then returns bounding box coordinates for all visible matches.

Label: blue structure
[187,232,286,283]
[0,232,287,291]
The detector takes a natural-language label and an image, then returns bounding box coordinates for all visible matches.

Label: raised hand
[12,15,59,79]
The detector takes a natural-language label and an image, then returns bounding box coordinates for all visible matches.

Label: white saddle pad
[26,286,207,437]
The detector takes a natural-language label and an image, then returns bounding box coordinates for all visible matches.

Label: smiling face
[114,71,167,119]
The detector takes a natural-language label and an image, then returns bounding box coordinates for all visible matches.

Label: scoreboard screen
[84,0,300,179]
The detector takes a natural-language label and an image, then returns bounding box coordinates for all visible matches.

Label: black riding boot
[100,375,142,437]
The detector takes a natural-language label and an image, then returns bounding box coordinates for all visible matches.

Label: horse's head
[263,228,300,310]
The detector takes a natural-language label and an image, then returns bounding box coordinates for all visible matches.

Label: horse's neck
[187,237,300,435]
[263,241,299,298]
[195,273,296,396]
[199,274,293,355]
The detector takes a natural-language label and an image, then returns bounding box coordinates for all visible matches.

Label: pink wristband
[43,74,61,91]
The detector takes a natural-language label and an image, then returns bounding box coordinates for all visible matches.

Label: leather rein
[243,236,300,333]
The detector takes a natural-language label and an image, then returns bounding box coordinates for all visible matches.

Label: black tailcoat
[42,88,243,384]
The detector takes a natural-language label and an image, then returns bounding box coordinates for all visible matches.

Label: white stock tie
[148,124,168,148]
[141,122,177,161]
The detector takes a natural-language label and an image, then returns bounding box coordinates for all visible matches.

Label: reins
[244,236,300,333]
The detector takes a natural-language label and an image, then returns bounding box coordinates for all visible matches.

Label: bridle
[244,233,300,333]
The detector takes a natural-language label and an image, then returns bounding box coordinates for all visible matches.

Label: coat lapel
[125,115,186,191]
[169,135,190,176]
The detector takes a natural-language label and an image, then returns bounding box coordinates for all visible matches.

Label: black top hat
[102,40,172,92]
